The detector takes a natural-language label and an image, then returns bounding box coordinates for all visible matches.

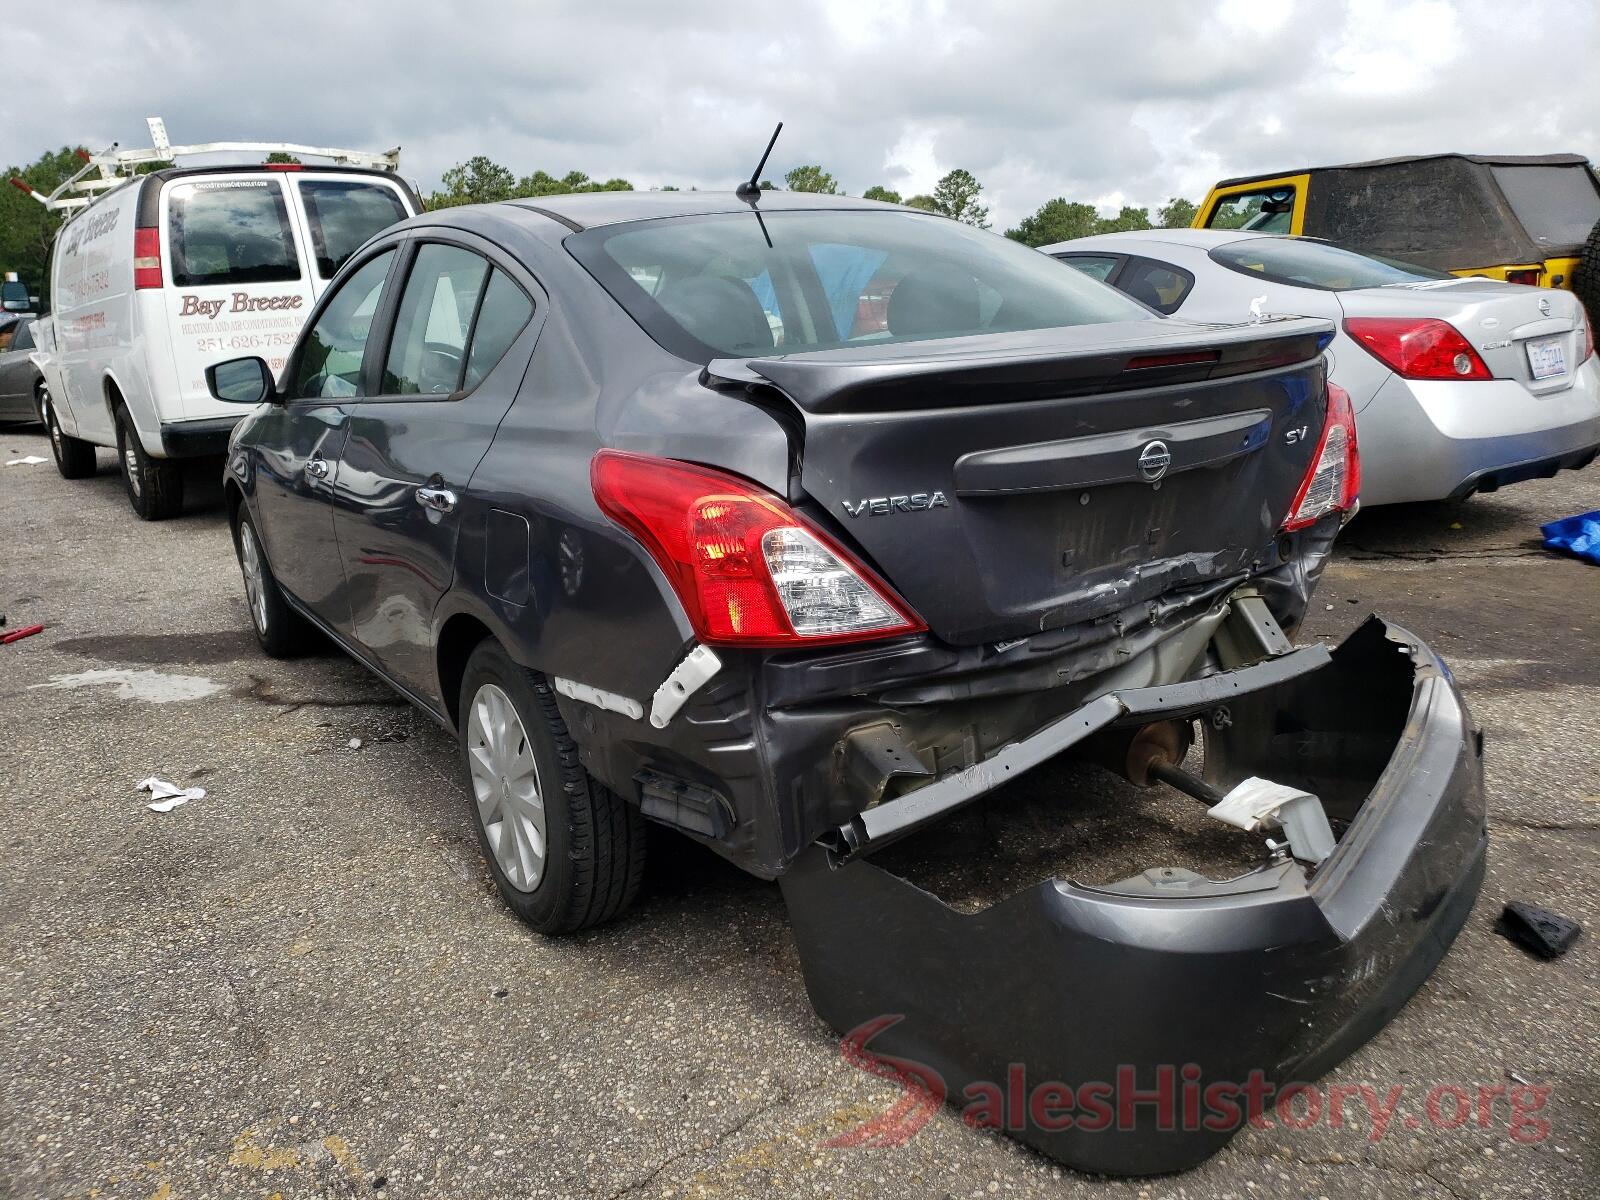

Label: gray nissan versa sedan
[207,190,1486,1174]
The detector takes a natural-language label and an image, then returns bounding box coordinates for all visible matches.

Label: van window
[169,180,300,287]
[382,244,490,395]
[1206,187,1296,234]
[293,249,394,399]
[299,181,411,278]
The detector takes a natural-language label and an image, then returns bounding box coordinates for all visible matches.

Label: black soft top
[1215,152,1591,187]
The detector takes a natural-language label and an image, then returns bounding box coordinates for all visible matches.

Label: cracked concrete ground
[1,425,1595,1199]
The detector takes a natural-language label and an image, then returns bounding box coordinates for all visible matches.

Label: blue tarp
[1541,510,1600,565]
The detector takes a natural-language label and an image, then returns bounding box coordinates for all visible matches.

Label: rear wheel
[234,513,313,657]
[459,640,646,934]
[115,405,184,520]
[1574,218,1600,328]
[42,388,97,479]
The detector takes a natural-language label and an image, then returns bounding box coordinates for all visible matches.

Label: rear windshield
[1209,237,1448,290]
[568,209,1152,361]
[299,180,410,278]
[168,179,299,287]
[1490,165,1600,249]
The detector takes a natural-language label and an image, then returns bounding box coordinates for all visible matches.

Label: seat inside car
[888,264,980,337]
[655,275,773,353]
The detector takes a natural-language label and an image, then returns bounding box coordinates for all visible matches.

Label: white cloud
[1,0,1595,231]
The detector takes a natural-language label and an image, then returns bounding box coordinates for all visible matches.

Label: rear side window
[168,180,299,287]
[1117,258,1194,315]
[463,271,535,389]
[1205,187,1296,234]
[299,181,411,278]
[1210,237,1447,290]
[1056,254,1121,282]
[1490,165,1600,249]
[382,244,490,395]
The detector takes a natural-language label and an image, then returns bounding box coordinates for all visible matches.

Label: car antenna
[735,122,782,202]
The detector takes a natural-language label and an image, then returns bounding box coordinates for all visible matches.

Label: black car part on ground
[781,617,1486,1175]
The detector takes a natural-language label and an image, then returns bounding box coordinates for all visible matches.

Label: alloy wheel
[238,523,269,635]
[466,683,547,893]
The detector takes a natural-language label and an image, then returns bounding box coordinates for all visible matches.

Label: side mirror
[207,356,276,405]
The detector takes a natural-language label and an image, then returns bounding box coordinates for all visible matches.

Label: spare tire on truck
[1575,217,1600,327]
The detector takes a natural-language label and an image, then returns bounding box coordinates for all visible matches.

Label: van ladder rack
[9,116,401,220]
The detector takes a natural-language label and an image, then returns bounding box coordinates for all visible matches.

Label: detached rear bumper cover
[781,618,1486,1175]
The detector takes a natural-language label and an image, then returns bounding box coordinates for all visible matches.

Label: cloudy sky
[7,0,1598,230]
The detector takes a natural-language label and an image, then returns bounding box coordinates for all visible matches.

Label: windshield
[569,209,1152,361]
[1490,165,1600,249]
[1209,237,1449,290]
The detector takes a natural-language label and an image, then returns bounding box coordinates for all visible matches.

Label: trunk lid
[1340,280,1587,394]
[712,319,1333,646]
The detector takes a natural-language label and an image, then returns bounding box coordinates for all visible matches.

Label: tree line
[0,144,1198,305]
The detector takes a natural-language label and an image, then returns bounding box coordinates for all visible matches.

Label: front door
[250,246,398,626]
[331,236,538,699]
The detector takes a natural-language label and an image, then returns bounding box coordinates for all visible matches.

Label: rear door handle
[305,454,329,480]
[416,484,458,513]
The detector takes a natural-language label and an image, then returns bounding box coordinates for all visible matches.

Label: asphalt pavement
[1,426,1595,1199]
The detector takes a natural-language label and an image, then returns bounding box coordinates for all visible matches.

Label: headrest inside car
[655,275,774,353]
[888,264,980,337]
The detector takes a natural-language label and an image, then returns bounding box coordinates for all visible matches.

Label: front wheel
[234,513,313,658]
[459,641,646,934]
[42,388,97,479]
[115,405,184,520]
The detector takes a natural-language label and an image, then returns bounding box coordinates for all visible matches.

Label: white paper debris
[6,455,47,466]
[137,776,207,812]
[348,737,363,750]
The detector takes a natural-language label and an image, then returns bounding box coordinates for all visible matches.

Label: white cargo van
[25,124,420,518]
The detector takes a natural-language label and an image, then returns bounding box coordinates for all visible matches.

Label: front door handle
[305,454,329,480]
[416,484,458,513]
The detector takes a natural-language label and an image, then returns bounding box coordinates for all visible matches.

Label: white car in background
[26,128,420,520]
[1046,229,1600,506]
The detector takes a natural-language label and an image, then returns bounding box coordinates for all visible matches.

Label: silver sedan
[1045,229,1600,506]
[0,317,46,425]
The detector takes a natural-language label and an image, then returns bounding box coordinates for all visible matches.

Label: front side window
[292,249,394,399]
[1210,237,1448,291]
[569,209,1152,362]
[1205,187,1296,234]
[381,244,490,395]
[298,180,411,278]
[168,179,299,287]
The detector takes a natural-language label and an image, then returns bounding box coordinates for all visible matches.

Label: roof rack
[10,116,401,218]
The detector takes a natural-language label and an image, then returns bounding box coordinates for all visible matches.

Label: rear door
[330,234,541,699]
[158,173,316,419]
[286,173,416,291]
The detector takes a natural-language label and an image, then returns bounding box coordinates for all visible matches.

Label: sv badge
[842,491,949,518]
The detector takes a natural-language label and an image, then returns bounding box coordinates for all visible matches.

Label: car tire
[458,641,646,934]
[1574,217,1600,328]
[42,387,97,479]
[233,513,313,658]
[115,405,184,520]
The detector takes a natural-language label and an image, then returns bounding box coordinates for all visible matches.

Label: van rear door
[284,172,415,286]
[156,173,317,420]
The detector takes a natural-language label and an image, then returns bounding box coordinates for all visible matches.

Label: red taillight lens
[1343,317,1490,381]
[263,163,304,171]
[1282,382,1360,531]
[591,451,925,647]
[1504,268,1541,286]
[133,227,163,290]
[1581,307,1595,364]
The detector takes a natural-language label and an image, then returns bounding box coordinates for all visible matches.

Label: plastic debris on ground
[1495,901,1581,960]
[1,623,43,645]
[1541,510,1600,565]
[137,776,207,813]
[5,455,47,466]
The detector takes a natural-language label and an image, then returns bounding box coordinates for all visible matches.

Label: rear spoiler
[708,317,1335,413]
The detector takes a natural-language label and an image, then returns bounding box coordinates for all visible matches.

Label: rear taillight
[133,227,163,290]
[1504,268,1542,286]
[1581,307,1595,363]
[1343,317,1490,381]
[591,451,925,647]
[1282,382,1360,531]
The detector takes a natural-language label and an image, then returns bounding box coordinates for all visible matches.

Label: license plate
[1526,335,1567,381]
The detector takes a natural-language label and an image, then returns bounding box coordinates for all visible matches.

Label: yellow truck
[1194,153,1600,314]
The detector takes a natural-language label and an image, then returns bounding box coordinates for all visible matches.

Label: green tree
[428,155,517,208]
[784,165,839,194]
[517,170,634,196]
[862,185,902,204]
[1004,198,1100,247]
[929,169,989,228]
[1158,197,1198,228]
[1095,205,1152,234]
[0,146,90,307]
[903,194,941,212]
[264,151,302,165]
